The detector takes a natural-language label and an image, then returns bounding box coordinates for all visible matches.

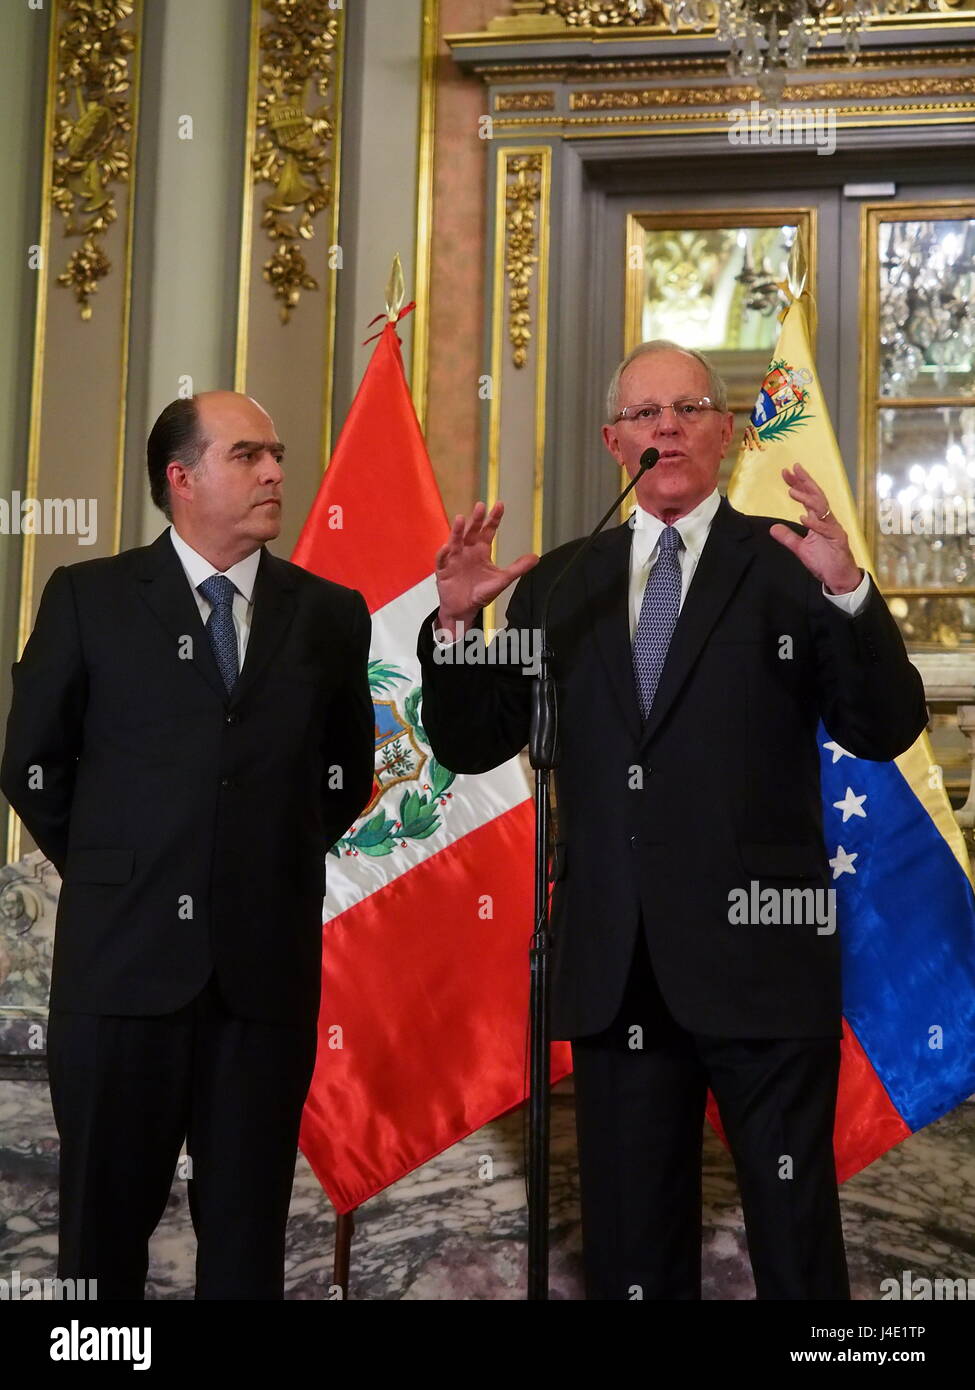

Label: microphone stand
[526,448,657,1300]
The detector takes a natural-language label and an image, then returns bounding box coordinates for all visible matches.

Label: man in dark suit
[1,391,374,1299]
[417,342,928,1300]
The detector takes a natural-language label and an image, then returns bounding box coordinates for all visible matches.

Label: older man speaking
[2,391,375,1299]
[417,341,928,1300]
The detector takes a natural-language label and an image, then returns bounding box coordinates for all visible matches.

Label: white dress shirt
[627,488,869,637]
[169,525,262,671]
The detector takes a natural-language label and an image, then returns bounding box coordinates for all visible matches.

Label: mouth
[656,452,688,463]
[256,499,281,508]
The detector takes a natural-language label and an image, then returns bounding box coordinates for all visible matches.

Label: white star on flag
[823,740,854,764]
[833,787,868,823]
[829,845,859,879]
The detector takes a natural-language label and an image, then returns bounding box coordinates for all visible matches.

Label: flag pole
[332,1207,355,1298]
[320,257,405,1306]
[527,452,658,1299]
[322,258,404,1305]
[527,728,553,1300]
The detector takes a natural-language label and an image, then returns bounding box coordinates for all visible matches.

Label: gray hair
[605,339,728,422]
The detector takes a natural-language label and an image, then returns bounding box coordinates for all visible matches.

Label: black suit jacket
[417,496,929,1041]
[1,528,375,1023]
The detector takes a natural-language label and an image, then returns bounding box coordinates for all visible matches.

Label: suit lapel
[582,521,642,742]
[227,547,298,708]
[137,530,225,700]
[136,530,298,705]
[637,495,755,750]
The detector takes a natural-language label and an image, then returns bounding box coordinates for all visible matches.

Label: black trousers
[46,971,319,1300]
[570,928,850,1301]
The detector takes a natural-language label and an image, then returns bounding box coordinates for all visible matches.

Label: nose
[654,404,681,435]
[262,452,284,485]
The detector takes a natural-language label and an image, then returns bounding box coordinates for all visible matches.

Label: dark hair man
[2,390,375,1299]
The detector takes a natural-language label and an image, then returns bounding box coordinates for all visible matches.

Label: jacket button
[630,835,637,848]
[225,712,238,725]
[220,777,233,788]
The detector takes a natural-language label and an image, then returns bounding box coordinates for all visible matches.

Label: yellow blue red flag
[728,290,975,1180]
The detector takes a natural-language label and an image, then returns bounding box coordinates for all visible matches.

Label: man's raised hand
[434,501,539,640]
[769,463,863,596]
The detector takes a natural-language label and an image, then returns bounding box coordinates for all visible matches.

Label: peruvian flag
[293,315,572,1214]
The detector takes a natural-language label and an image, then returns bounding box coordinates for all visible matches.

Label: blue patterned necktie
[198,574,239,693]
[632,524,684,720]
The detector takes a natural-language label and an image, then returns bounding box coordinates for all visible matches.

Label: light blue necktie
[632,524,683,720]
[198,574,239,693]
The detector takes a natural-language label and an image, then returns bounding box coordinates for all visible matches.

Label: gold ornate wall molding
[475,44,975,83]
[411,0,441,430]
[504,154,544,368]
[495,90,556,109]
[570,74,975,107]
[11,0,143,862]
[235,0,345,542]
[52,0,139,320]
[540,0,968,24]
[474,0,975,38]
[489,103,975,137]
[249,0,342,325]
[452,2,975,131]
[468,43,975,134]
[488,144,551,593]
[541,0,666,22]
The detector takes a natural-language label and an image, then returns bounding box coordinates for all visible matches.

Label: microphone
[531,446,657,768]
[540,446,656,637]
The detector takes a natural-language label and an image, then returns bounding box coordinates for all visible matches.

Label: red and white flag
[293,317,572,1213]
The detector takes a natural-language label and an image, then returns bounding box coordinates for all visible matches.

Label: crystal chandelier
[541,2,933,105]
[666,0,916,103]
[878,219,975,395]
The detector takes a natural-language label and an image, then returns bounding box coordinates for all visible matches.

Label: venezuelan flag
[727,287,975,1181]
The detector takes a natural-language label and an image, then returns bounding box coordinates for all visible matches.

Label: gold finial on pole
[786,230,808,300]
[774,228,813,331]
[385,253,406,323]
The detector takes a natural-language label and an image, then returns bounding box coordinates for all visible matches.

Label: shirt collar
[168,525,261,603]
[629,488,721,568]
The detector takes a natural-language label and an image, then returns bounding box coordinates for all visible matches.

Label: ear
[719,410,735,453]
[602,422,622,465]
[166,460,193,506]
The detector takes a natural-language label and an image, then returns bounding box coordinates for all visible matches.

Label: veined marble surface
[1,1073,973,1300]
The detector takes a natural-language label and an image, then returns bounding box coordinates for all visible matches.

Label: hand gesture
[769,463,863,595]
[434,501,539,637]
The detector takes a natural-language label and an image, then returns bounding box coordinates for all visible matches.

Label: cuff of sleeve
[822,569,869,617]
[431,617,464,649]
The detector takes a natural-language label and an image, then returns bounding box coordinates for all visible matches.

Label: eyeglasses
[613,396,720,426]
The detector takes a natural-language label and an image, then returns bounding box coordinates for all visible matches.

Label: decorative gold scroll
[571,75,975,108]
[542,0,666,22]
[461,45,975,82]
[411,0,441,429]
[10,0,142,863]
[540,0,968,25]
[491,101,975,134]
[504,154,544,369]
[51,0,139,320]
[235,0,345,543]
[479,0,975,36]
[496,90,556,110]
[487,145,552,609]
[252,0,342,324]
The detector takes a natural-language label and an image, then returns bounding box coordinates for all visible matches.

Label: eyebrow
[229,439,285,455]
